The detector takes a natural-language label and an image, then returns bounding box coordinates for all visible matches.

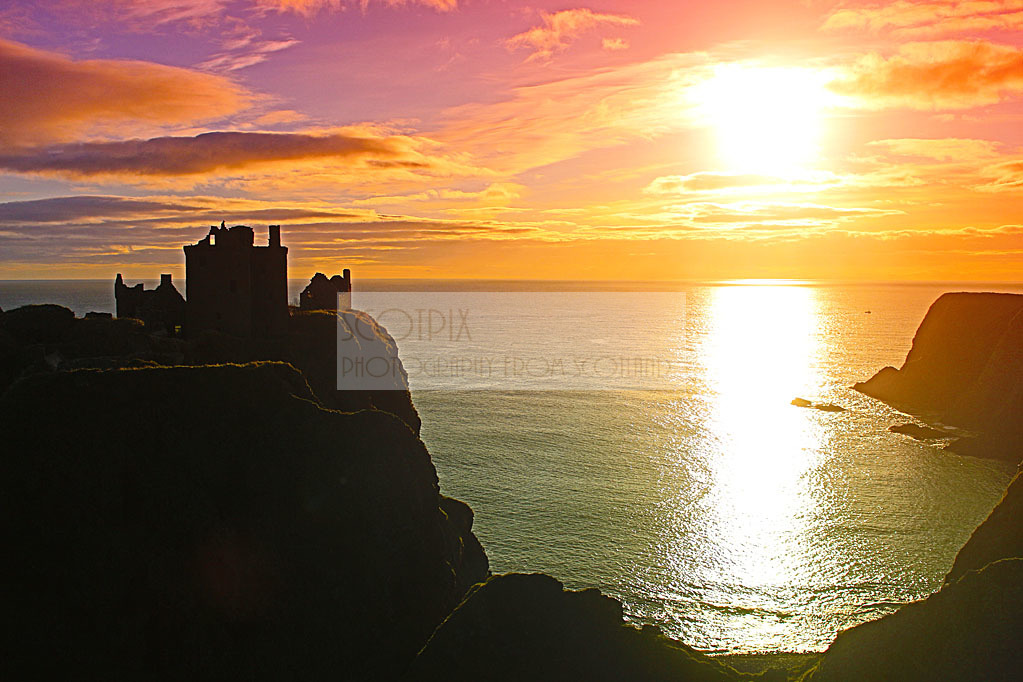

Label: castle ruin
[115,224,352,337]
[114,273,185,335]
[182,223,289,338]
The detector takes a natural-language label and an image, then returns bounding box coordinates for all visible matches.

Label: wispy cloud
[978,159,1023,191]
[866,138,1001,160]
[506,8,639,62]
[438,52,707,174]
[823,0,1023,38]
[257,0,458,13]
[644,172,839,195]
[197,34,300,72]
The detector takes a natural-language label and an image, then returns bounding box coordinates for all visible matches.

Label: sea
[3,278,1021,654]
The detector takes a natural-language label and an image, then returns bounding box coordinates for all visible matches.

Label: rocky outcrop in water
[888,423,948,440]
[3,362,486,680]
[806,294,1023,681]
[855,292,1023,463]
[791,397,846,412]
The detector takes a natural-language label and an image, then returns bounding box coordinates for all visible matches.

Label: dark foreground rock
[0,304,421,433]
[3,362,487,680]
[805,467,1023,681]
[803,559,1023,682]
[945,472,1023,585]
[855,292,1023,463]
[409,573,769,682]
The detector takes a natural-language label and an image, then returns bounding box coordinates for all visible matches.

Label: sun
[693,64,837,175]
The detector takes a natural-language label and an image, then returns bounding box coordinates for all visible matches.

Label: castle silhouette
[115,223,351,337]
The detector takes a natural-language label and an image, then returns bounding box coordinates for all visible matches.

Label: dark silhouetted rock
[945,472,1023,585]
[888,423,948,440]
[804,559,1023,682]
[0,303,76,344]
[409,573,763,682]
[3,362,487,680]
[855,292,1023,463]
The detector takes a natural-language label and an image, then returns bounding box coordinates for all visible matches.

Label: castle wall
[249,245,289,337]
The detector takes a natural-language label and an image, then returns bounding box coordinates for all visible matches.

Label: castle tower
[183,224,288,338]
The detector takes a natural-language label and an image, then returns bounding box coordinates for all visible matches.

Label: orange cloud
[506,8,639,62]
[644,172,826,194]
[823,1,1023,38]
[0,131,422,178]
[978,160,1023,190]
[0,38,252,146]
[866,137,1001,160]
[601,37,630,52]
[831,40,1023,109]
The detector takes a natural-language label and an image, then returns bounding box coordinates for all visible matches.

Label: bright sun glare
[694,64,837,175]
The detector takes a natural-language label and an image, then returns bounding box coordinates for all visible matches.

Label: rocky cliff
[854,292,1023,462]
[3,362,486,680]
[1,301,482,679]
[801,466,1023,682]
[802,558,1023,682]
[945,472,1023,585]
[800,293,1023,681]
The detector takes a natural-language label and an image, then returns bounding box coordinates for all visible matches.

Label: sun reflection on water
[663,285,830,647]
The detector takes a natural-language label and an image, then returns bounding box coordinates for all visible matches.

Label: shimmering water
[2,279,1019,654]
[411,283,1020,654]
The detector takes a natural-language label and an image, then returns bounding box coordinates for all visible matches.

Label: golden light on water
[672,284,827,646]
[703,284,821,573]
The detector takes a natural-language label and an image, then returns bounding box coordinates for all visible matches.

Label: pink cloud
[506,8,639,62]
[255,0,458,15]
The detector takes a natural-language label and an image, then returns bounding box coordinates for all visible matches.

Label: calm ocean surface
[3,279,1021,654]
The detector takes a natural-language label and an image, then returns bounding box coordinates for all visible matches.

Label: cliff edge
[854,292,1023,462]
[2,359,485,679]
[409,573,763,682]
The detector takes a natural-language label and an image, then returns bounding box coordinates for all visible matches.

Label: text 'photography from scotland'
[336,292,690,391]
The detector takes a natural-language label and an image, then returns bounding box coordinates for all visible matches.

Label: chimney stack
[160,274,172,287]
[269,224,281,247]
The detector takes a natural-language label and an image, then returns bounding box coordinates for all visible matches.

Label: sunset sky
[1,0,1022,281]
